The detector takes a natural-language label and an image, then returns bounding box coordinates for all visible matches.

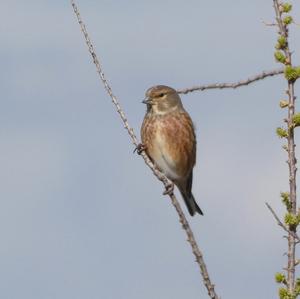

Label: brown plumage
[141,85,203,216]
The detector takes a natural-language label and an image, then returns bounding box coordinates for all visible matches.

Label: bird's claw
[163,182,174,196]
[134,143,147,155]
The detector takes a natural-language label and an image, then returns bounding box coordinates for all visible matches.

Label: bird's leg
[163,181,174,196]
[134,143,147,155]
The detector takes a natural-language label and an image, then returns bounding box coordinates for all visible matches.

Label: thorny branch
[70,1,219,298]
[273,0,298,294]
[177,68,284,94]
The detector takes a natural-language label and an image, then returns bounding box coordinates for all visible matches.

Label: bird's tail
[180,191,204,216]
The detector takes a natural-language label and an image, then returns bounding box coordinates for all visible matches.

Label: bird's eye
[158,93,164,97]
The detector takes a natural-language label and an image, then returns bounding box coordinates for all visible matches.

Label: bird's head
[143,85,183,114]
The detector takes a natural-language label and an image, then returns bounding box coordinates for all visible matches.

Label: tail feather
[180,191,204,216]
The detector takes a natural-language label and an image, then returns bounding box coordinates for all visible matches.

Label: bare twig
[265,202,300,242]
[273,0,298,293]
[177,68,284,94]
[70,1,219,298]
[266,202,290,233]
[262,19,277,26]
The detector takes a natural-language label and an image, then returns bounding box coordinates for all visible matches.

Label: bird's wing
[156,111,196,180]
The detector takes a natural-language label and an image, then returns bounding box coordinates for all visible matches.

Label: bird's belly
[150,133,180,181]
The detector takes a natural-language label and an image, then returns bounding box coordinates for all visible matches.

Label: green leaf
[282,3,293,13]
[278,287,294,299]
[284,212,300,229]
[281,192,291,210]
[295,278,300,296]
[275,272,287,284]
[279,100,289,108]
[276,127,288,138]
[276,36,287,50]
[284,66,300,82]
[283,15,293,25]
[292,113,300,127]
[275,51,286,64]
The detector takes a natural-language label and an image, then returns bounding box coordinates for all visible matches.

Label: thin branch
[273,0,298,294]
[265,202,300,242]
[266,202,290,233]
[70,1,219,298]
[177,68,284,94]
[262,19,277,26]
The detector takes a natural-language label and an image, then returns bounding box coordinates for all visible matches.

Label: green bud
[280,100,289,108]
[275,272,287,284]
[281,192,291,210]
[284,212,294,225]
[284,212,300,229]
[295,288,300,297]
[295,278,300,296]
[284,66,300,82]
[283,15,293,25]
[292,113,300,127]
[279,287,290,299]
[275,51,286,64]
[282,3,292,13]
[281,192,289,201]
[276,127,288,138]
[276,36,287,50]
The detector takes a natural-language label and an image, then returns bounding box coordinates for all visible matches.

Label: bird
[140,85,203,216]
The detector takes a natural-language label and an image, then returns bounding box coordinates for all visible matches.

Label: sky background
[2,1,300,299]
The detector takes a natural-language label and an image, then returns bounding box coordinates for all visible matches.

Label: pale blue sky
[1,1,300,299]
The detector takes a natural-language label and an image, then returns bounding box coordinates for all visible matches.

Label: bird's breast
[141,111,196,180]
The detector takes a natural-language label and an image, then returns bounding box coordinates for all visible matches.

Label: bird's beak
[142,97,153,105]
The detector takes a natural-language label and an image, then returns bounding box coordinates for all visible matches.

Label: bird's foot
[163,182,174,196]
[134,143,147,155]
